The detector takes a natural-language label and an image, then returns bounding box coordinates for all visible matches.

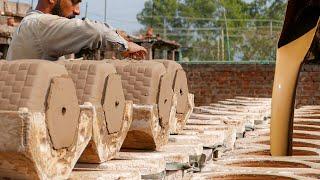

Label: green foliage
[137,0,287,61]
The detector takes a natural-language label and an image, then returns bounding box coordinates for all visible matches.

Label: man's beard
[51,0,76,19]
[66,14,76,19]
[51,0,62,16]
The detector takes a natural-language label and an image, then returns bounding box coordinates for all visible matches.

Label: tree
[137,0,286,61]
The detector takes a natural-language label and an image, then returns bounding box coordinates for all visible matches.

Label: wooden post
[167,50,175,61]
[141,42,153,60]
[221,29,225,61]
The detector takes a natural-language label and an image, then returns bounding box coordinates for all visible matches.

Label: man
[0,17,16,37]
[6,0,147,61]
[6,17,15,27]
[0,16,16,59]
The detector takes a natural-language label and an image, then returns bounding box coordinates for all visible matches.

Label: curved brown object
[278,0,320,48]
[103,74,126,134]
[154,60,189,113]
[270,0,320,156]
[63,60,132,163]
[278,0,320,61]
[174,70,189,114]
[106,60,174,150]
[158,73,173,128]
[0,60,92,179]
[46,76,79,149]
[155,60,194,134]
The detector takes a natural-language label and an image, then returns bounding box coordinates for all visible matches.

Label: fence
[6,0,284,62]
[138,16,283,62]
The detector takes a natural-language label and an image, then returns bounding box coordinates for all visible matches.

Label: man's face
[52,0,81,19]
[7,18,15,26]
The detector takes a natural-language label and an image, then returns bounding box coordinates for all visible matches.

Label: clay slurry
[270,25,318,156]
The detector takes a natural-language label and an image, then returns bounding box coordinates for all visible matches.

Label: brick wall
[181,62,320,107]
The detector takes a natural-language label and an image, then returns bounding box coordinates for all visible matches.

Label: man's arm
[37,15,128,58]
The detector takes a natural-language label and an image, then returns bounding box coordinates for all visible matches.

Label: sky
[13,0,146,33]
[12,0,257,34]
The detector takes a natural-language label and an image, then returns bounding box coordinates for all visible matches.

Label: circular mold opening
[257,132,320,140]
[229,160,311,168]
[295,121,320,126]
[246,149,318,156]
[115,101,120,107]
[258,140,320,149]
[258,140,270,145]
[308,160,320,163]
[293,133,320,140]
[211,174,295,180]
[293,141,320,149]
[299,116,320,119]
[180,89,183,96]
[61,107,67,115]
[294,125,320,132]
[301,174,320,179]
[259,133,269,137]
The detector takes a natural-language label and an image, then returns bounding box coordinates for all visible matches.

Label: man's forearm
[83,18,128,51]
[40,16,129,58]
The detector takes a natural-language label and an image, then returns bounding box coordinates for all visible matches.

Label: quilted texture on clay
[64,60,116,105]
[154,59,182,88]
[0,60,68,111]
[107,60,167,105]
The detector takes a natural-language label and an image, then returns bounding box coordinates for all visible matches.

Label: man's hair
[51,0,63,16]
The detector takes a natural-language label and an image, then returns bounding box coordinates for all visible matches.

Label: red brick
[182,63,320,106]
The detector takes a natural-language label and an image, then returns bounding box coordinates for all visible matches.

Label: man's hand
[122,42,147,60]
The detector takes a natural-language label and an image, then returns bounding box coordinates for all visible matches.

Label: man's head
[7,17,15,26]
[37,0,81,19]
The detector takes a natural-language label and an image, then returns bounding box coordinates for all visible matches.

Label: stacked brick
[182,63,320,108]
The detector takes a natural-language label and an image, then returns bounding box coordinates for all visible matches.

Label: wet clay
[270,26,318,156]
[158,73,174,127]
[64,60,132,163]
[155,60,190,114]
[174,70,189,114]
[107,60,173,150]
[0,60,80,149]
[0,60,94,179]
[103,74,125,134]
[111,61,173,127]
[63,60,126,133]
[0,60,68,112]
[46,76,79,149]
[107,60,174,124]
[108,60,167,104]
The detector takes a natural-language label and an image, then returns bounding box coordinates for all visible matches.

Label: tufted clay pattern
[107,60,167,105]
[64,60,116,105]
[0,60,68,112]
[155,60,190,114]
